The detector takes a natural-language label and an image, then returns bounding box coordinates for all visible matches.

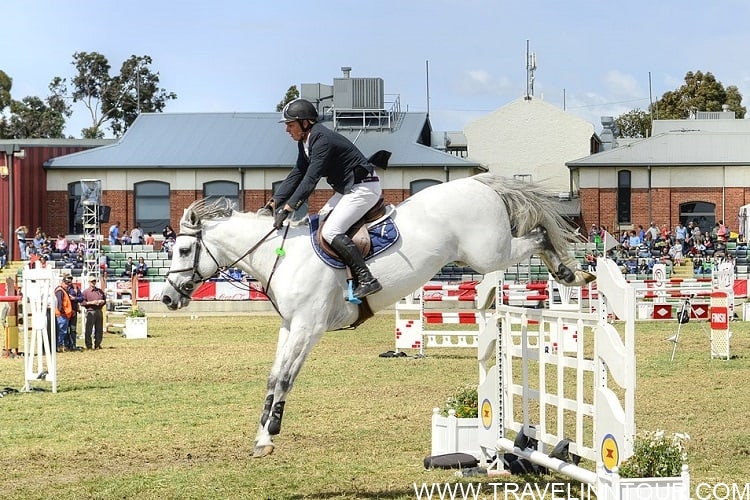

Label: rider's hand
[273,208,291,230]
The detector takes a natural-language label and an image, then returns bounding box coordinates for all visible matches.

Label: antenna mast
[524,40,537,101]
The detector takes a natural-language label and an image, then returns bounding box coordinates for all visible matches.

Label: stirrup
[346,280,362,304]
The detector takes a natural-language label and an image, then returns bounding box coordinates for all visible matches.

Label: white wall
[464,97,594,194]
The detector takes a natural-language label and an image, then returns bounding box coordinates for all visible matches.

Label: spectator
[67,239,79,255]
[121,257,136,278]
[55,234,69,253]
[162,237,175,259]
[120,230,131,245]
[61,254,76,270]
[135,257,148,278]
[130,224,144,245]
[54,275,75,352]
[0,236,7,269]
[163,225,177,241]
[588,224,599,243]
[82,277,107,350]
[668,240,683,266]
[108,221,121,245]
[32,227,46,251]
[98,249,109,279]
[15,224,28,260]
[144,232,155,246]
[65,276,84,351]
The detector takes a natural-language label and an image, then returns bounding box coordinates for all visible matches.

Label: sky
[3,0,750,138]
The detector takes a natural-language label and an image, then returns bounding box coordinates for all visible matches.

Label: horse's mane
[472,172,578,249]
[181,197,237,231]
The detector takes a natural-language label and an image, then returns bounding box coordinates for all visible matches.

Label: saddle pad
[309,214,400,269]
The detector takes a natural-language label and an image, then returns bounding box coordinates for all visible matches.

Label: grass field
[1,311,749,499]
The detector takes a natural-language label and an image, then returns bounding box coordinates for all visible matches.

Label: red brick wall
[581,186,750,233]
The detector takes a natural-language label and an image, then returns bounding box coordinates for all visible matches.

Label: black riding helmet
[279,98,318,123]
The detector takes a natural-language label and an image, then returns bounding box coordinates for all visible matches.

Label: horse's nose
[161,295,172,307]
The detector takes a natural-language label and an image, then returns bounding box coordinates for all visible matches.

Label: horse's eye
[179,247,190,257]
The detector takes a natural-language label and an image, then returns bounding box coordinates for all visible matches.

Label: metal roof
[567,121,750,167]
[44,112,480,169]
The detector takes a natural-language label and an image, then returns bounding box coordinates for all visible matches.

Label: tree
[614,70,746,139]
[5,95,68,138]
[276,85,299,112]
[651,70,746,119]
[0,73,71,139]
[614,109,651,139]
[63,51,177,138]
[0,70,11,112]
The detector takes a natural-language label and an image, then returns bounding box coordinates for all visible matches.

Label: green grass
[0,312,749,499]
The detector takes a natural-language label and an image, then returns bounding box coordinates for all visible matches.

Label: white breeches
[319,178,382,244]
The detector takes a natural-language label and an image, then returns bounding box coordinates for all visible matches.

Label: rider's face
[284,120,306,141]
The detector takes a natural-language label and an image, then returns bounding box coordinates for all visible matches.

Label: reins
[166,223,290,312]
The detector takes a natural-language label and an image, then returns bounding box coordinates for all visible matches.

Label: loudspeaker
[98,205,111,223]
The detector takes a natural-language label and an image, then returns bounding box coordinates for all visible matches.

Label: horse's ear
[181,207,201,232]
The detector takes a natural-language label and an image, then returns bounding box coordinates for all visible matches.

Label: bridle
[165,225,283,303]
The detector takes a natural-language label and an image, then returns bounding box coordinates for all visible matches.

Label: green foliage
[618,430,689,478]
[125,307,146,318]
[651,70,746,119]
[276,85,300,112]
[6,95,67,138]
[65,51,177,137]
[614,109,652,138]
[440,384,478,418]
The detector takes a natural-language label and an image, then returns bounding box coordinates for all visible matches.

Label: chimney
[341,66,351,78]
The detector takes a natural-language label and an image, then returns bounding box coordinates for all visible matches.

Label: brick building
[567,111,750,238]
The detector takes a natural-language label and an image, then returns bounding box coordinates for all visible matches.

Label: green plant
[125,307,146,318]
[440,385,478,418]
[618,430,689,478]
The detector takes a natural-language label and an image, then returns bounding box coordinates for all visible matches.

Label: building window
[410,179,441,195]
[617,170,631,224]
[135,181,170,235]
[680,201,716,236]
[204,181,239,209]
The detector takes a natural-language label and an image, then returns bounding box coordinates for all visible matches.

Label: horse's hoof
[253,444,275,458]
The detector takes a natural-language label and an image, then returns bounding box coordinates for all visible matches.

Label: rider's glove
[273,208,291,230]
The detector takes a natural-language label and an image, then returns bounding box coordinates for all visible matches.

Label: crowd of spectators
[587,220,740,277]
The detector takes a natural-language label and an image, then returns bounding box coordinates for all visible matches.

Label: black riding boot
[330,234,382,299]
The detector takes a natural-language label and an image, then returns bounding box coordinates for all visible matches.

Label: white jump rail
[476,258,639,491]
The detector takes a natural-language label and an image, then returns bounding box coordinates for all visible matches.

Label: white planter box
[430,408,480,458]
[598,465,690,500]
[124,317,148,339]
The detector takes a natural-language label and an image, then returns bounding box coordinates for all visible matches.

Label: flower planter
[599,465,690,500]
[430,408,480,458]
[124,316,148,339]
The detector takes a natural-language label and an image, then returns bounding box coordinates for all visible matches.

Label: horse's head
[161,198,234,310]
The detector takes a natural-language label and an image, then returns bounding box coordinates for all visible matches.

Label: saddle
[316,198,388,260]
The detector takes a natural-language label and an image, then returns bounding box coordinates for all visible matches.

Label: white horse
[160,173,594,457]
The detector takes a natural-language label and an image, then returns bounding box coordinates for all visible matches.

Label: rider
[262,98,383,300]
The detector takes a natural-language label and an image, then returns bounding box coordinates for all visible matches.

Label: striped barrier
[633,262,735,320]
[472,258,648,493]
[395,276,549,355]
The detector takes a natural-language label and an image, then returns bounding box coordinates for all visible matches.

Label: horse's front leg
[253,319,325,458]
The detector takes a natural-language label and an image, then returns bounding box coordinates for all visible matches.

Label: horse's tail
[473,173,580,268]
